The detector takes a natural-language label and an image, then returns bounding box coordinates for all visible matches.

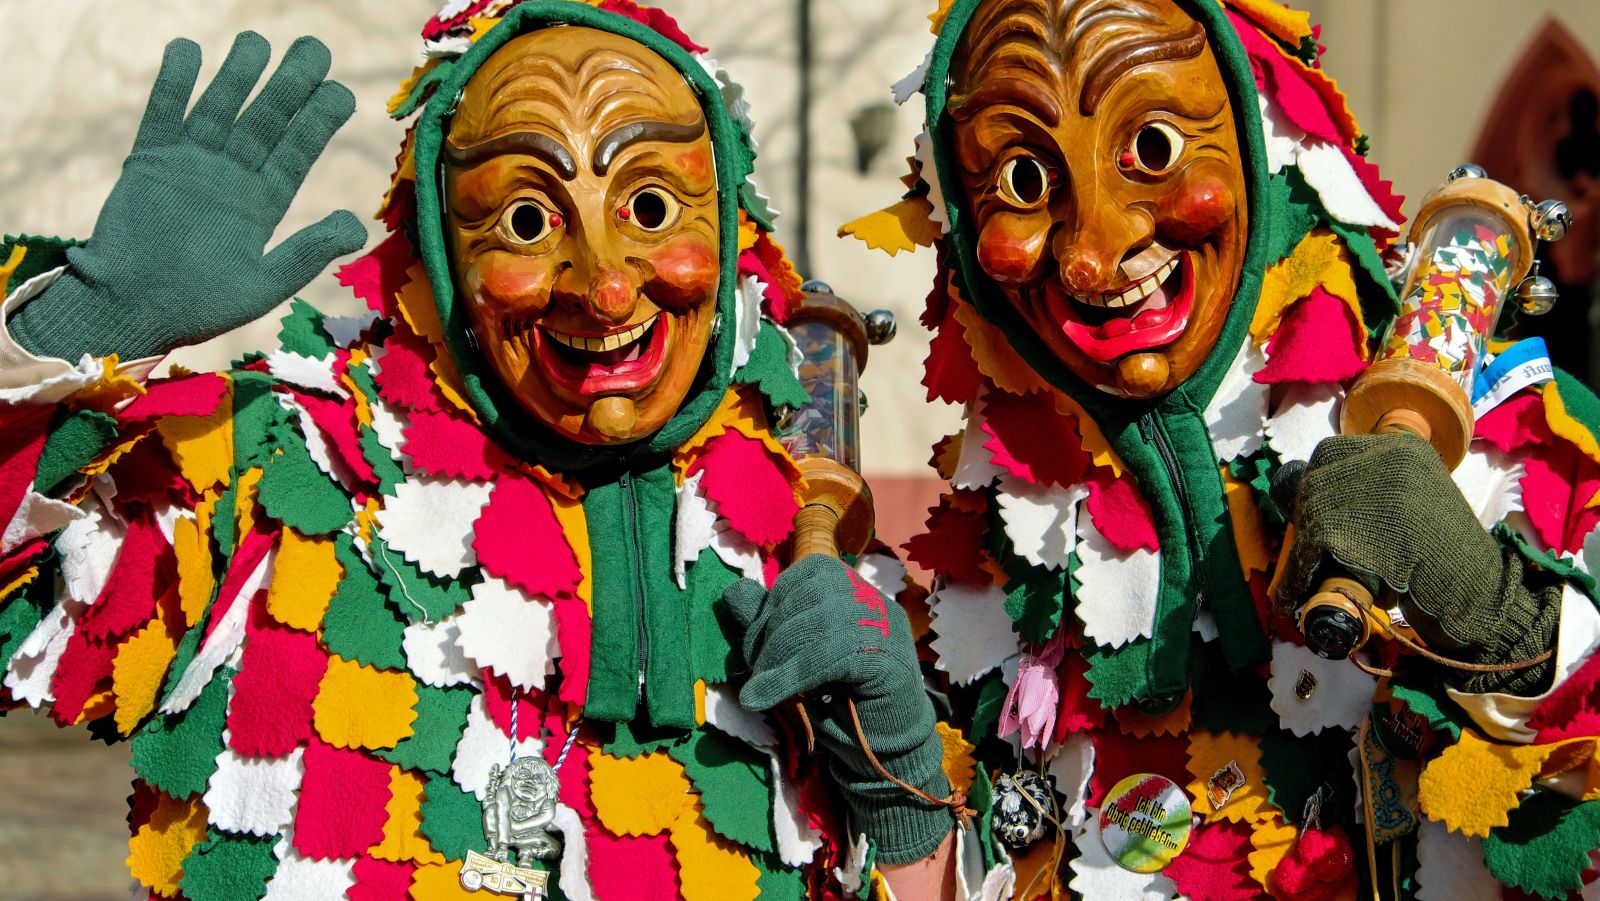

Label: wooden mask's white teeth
[545,319,650,354]
[1076,256,1180,309]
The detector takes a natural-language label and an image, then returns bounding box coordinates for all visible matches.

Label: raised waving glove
[1276,431,1560,695]
[722,554,954,864]
[9,32,367,362]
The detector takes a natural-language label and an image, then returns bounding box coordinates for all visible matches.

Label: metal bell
[864,309,897,345]
[1531,199,1572,243]
[1516,262,1560,316]
[990,771,1056,848]
[1448,163,1488,181]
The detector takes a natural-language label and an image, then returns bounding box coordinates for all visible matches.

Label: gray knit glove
[722,554,955,864]
[1276,432,1560,695]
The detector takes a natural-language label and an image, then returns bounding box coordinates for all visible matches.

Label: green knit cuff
[835,737,955,865]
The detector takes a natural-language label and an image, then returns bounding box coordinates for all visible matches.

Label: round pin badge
[1098,773,1193,873]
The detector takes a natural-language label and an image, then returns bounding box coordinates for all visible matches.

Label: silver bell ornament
[1448,163,1488,181]
[864,309,897,346]
[1516,260,1560,316]
[1531,199,1572,243]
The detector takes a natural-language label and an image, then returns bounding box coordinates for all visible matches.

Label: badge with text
[1098,773,1193,873]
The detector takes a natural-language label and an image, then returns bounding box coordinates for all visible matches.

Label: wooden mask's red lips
[521,311,672,394]
[1039,250,1195,363]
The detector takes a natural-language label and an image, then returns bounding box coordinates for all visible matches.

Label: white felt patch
[1265,382,1341,465]
[0,356,106,405]
[930,582,1021,685]
[1415,818,1498,901]
[855,552,908,601]
[1583,526,1600,578]
[286,400,351,489]
[552,803,594,901]
[834,832,872,896]
[204,741,304,836]
[893,49,933,104]
[995,475,1086,571]
[1296,139,1399,231]
[1067,810,1180,900]
[1074,509,1160,649]
[1259,95,1302,175]
[1194,606,1221,643]
[1046,733,1095,829]
[401,617,479,689]
[952,396,1002,490]
[162,547,276,715]
[454,576,558,692]
[914,129,949,233]
[453,696,545,802]
[674,471,763,588]
[1452,448,1524,527]
[56,492,125,607]
[771,756,826,867]
[366,395,413,473]
[322,311,381,349]
[704,683,776,749]
[266,351,344,397]
[733,275,765,374]
[3,490,85,554]
[1266,640,1375,736]
[1205,339,1270,462]
[263,832,355,901]
[375,476,493,578]
[4,599,81,707]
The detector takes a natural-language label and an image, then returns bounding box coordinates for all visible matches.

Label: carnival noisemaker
[1283,165,1571,660]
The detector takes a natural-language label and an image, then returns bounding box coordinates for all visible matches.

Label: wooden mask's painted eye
[1128,122,1185,174]
[498,200,561,245]
[624,187,681,231]
[999,156,1050,207]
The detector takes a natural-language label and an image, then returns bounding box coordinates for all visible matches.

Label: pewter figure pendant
[459,755,562,900]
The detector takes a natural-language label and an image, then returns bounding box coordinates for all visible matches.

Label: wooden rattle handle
[789,456,875,563]
[792,504,843,561]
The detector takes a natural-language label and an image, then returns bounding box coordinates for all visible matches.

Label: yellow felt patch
[0,243,26,287]
[377,132,418,223]
[155,382,233,493]
[233,467,265,551]
[929,0,957,32]
[1186,731,1271,823]
[1417,730,1566,837]
[1054,393,1124,478]
[371,766,447,865]
[838,196,940,256]
[408,862,479,899]
[1251,230,1365,348]
[1222,468,1272,577]
[1246,813,1299,893]
[112,617,178,735]
[387,62,442,115]
[1115,691,1193,738]
[126,792,208,896]
[738,214,762,253]
[268,528,342,632]
[548,490,592,612]
[1221,0,1315,47]
[932,432,963,482]
[951,285,1054,396]
[0,563,39,604]
[342,349,375,428]
[174,498,216,628]
[69,359,146,414]
[588,750,695,837]
[670,806,761,901]
[937,722,978,794]
[80,688,117,725]
[313,656,420,751]
[1545,381,1600,469]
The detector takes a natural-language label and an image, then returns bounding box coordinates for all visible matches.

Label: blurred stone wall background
[1,2,1597,897]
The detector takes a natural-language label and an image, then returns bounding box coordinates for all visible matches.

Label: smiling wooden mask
[950,0,1247,398]
[445,27,720,444]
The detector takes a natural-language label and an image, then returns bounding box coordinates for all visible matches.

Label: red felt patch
[1257,289,1367,385]
[338,233,416,322]
[1086,471,1160,553]
[47,626,117,726]
[0,404,51,530]
[480,669,547,739]
[104,437,196,513]
[690,430,798,548]
[78,514,172,642]
[749,232,805,324]
[550,593,592,708]
[1341,146,1406,233]
[296,392,378,490]
[1086,729,1189,807]
[472,473,583,599]
[599,0,709,53]
[1052,651,1106,742]
[1163,818,1259,901]
[120,373,228,423]
[348,856,415,901]
[227,605,330,758]
[1531,652,1600,739]
[403,409,507,482]
[1228,11,1351,146]
[374,331,447,414]
[1521,445,1600,555]
[737,248,797,326]
[1473,392,1546,454]
[922,310,983,406]
[293,738,393,860]
[903,494,991,586]
[586,828,680,900]
[980,390,1092,488]
[204,530,277,645]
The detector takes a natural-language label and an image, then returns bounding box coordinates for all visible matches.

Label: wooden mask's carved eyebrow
[1080,21,1206,115]
[593,119,707,175]
[951,77,1064,128]
[445,131,578,180]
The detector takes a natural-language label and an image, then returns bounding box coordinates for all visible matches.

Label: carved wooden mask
[445,28,720,444]
[951,0,1247,398]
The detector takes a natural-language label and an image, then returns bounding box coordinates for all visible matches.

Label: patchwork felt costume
[846,0,1600,896]
[0,3,949,898]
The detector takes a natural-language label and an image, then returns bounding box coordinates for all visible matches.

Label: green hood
[405,2,759,474]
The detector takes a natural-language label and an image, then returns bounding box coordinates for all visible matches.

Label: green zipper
[619,471,649,707]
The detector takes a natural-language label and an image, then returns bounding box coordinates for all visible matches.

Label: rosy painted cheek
[467,254,557,315]
[674,148,713,185]
[645,236,719,310]
[1157,173,1238,246]
[976,215,1048,286]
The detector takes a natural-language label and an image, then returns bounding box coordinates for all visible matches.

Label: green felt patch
[256,419,354,536]
[1483,794,1600,899]
[230,371,286,473]
[1497,518,1599,602]
[130,667,232,799]
[966,671,1008,744]
[322,535,407,670]
[668,727,776,854]
[1328,218,1399,331]
[1002,558,1065,645]
[752,851,807,901]
[371,536,473,623]
[420,773,489,860]
[0,553,53,666]
[1260,169,1322,269]
[276,298,337,358]
[736,323,809,411]
[1082,640,1153,710]
[34,409,118,496]
[1258,728,1352,821]
[376,684,472,775]
[0,234,82,294]
[1384,681,1465,743]
[178,829,278,901]
[1189,641,1277,735]
[686,549,741,685]
[602,718,686,759]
